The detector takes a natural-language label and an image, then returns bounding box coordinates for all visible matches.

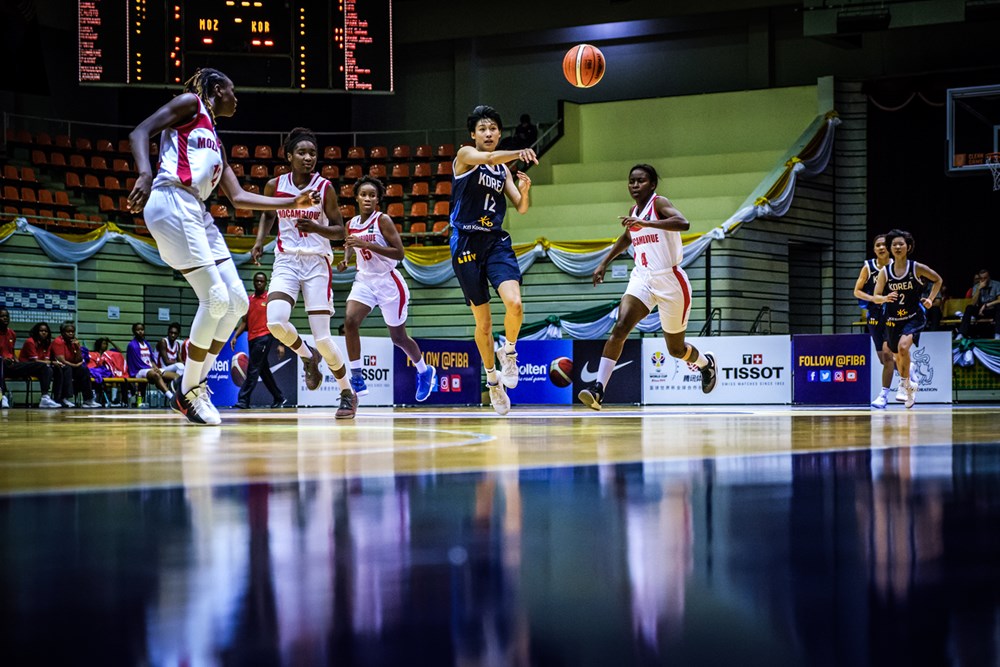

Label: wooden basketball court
[2,404,1000,664]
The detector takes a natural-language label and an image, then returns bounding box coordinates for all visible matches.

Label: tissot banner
[297,335,395,407]
[642,335,792,404]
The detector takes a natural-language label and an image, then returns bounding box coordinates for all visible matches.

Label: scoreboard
[79,0,393,92]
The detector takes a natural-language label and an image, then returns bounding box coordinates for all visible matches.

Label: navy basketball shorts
[886,309,926,353]
[450,230,522,306]
[866,307,887,351]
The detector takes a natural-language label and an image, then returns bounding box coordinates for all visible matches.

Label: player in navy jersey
[872,229,942,408]
[450,105,538,415]
[853,233,899,409]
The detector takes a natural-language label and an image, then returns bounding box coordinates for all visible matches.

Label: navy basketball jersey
[859,258,883,312]
[450,162,509,234]
[883,260,924,323]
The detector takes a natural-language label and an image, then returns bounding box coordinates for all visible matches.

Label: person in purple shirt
[127,323,178,403]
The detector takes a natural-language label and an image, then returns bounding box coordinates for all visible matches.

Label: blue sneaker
[415,366,437,402]
[349,372,369,397]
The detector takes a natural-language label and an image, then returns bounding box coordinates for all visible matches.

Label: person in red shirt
[0,308,59,409]
[18,321,69,406]
[51,320,101,408]
[230,272,287,409]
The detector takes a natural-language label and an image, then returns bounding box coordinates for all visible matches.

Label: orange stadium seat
[408,202,428,220]
[69,155,86,169]
[82,174,100,191]
[104,176,123,192]
[31,150,47,167]
[436,144,455,158]
[37,189,55,205]
[323,146,342,160]
[410,181,429,198]
[434,181,452,197]
[339,183,354,199]
[112,159,131,173]
[386,203,404,218]
[20,188,37,204]
[2,165,18,183]
[432,201,450,218]
[339,204,356,218]
[90,156,109,172]
[408,222,427,234]
[49,153,66,168]
[64,172,81,190]
[35,133,52,146]
[54,135,72,149]
[369,164,386,179]
[243,183,260,194]
[4,185,20,202]
[390,163,409,180]
[235,208,254,219]
[98,194,116,213]
[74,137,92,152]
[273,164,290,177]
[369,146,388,161]
[210,204,229,220]
[96,139,114,153]
[344,164,363,180]
[254,145,272,159]
[226,224,244,235]
[434,161,453,178]
[117,139,131,154]
[384,183,403,200]
[391,145,410,160]
[412,163,432,180]
[20,167,37,183]
[347,146,366,160]
[229,163,244,178]
[250,164,268,180]
[414,144,433,159]
[231,145,249,159]
[432,221,450,235]
[54,191,72,208]
[321,165,340,180]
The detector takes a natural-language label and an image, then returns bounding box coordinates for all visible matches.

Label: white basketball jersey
[628,193,683,272]
[160,338,180,364]
[348,211,397,276]
[274,172,333,256]
[152,96,225,201]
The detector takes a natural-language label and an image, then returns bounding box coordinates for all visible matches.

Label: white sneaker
[487,381,510,416]
[61,399,75,408]
[497,347,519,389]
[175,382,222,425]
[197,386,221,423]
[1,394,8,409]
[895,386,907,402]
[81,400,102,408]
[39,395,61,409]
[871,393,888,409]
[905,383,916,409]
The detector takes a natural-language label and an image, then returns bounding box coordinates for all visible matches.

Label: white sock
[880,387,890,395]
[201,351,218,383]
[182,359,204,393]
[503,340,516,355]
[486,367,498,385]
[350,359,363,371]
[415,358,427,373]
[598,357,616,387]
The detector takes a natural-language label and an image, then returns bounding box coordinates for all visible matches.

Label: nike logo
[579,360,633,383]
[269,358,293,374]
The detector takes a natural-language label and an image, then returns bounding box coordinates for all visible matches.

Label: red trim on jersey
[173,109,217,187]
[326,260,333,302]
[673,265,691,322]
[390,270,407,318]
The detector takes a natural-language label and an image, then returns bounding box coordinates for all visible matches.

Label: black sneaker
[578,381,604,411]
[335,389,358,420]
[304,346,323,391]
[701,352,718,394]
[271,397,288,409]
[234,401,251,410]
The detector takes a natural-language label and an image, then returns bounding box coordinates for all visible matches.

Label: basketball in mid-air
[549,357,573,387]
[563,44,606,89]
[231,351,249,386]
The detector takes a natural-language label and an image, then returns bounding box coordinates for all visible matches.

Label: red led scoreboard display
[79,0,393,92]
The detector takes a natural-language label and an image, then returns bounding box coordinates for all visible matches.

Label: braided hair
[283,127,318,157]
[183,68,229,123]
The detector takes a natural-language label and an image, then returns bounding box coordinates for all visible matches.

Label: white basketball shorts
[624,265,692,334]
[346,269,410,327]
[270,252,334,312]
[144,186,230,271]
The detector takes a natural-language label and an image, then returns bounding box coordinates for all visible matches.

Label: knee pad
[228,281,249,316]
[208,283,230,318]
[315,336,344,370]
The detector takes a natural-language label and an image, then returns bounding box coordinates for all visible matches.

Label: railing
[699,308,722,337]
[749,306,772,335]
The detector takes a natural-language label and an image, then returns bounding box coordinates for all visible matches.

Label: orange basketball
[563,44,606,89]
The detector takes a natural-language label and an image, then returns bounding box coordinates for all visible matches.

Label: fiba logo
[651,351,666,370]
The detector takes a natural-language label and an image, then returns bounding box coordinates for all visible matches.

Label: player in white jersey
[579,164,718,410]
[250,127,357,419]
[127,68,320,425]
[157,322,186,374]
[336,176,437,403]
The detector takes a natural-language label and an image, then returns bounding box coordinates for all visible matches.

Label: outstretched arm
[454,145,537,176]
[219,167,319,211]
[592,230,633,287]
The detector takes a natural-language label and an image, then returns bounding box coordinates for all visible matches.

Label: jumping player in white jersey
[579,164,717,410]
[336,176,437,403]
[249,127,357,419]
[127,68,320,425]
[451,105,538,416]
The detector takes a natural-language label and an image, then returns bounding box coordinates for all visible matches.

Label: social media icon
[820,370,832,382]
[846,370,858,382]
[834,371,845,382]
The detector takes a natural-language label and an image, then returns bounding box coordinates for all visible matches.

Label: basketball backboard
[946,84,1000,175]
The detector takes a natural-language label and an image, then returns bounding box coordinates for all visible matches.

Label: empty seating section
[4,131,457,241]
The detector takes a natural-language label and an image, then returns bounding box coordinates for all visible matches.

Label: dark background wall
[3,0,1000,290]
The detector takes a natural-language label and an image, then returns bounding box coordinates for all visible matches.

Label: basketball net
[987,153,1000,191]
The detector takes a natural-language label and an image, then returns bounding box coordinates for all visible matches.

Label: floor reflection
[3,443,1000,665]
